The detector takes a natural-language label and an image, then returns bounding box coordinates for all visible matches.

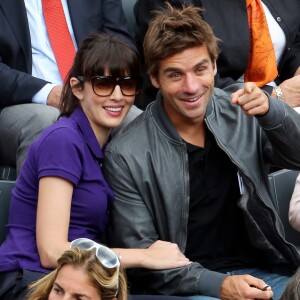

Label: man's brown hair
[143,3,220,77]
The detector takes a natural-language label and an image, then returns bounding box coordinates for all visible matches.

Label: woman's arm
[112,240,190,269]
[36,176,190,270]
[36,176,73,268]
[289,174,300,232]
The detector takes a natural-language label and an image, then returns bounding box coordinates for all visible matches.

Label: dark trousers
[0,270,45,300]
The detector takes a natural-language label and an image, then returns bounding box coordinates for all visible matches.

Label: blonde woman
[27,243,127,300]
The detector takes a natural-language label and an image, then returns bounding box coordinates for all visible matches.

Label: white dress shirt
[24,0,78,104]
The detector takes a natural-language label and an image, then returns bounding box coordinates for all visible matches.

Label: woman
[0,33,189,299]
[27,244,127,300]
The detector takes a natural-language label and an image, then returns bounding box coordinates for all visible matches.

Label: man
[103,4,300,300]
[134,0,300,109]
[0,0,141,175]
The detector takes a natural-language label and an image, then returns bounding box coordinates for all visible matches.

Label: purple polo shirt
[0,108,114,273]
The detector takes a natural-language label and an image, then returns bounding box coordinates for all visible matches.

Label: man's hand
[272,75,300,108]
[231,82,269,116]
[220,275,273,300]
[47,85,63,108]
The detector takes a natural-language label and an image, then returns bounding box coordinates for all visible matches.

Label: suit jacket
[134,0,300,95]
[0,0,135,108]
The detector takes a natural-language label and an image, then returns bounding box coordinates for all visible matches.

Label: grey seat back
[0,180,15,244]
[268,169,300,247]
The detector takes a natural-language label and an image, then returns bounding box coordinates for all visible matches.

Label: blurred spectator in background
[289,174,300,232]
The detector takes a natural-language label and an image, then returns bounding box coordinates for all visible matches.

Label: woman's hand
[113,240,190,269]
[142,240,190,269]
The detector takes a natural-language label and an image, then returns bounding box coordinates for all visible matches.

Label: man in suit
[0,0,140,175]
[134,0,300,109]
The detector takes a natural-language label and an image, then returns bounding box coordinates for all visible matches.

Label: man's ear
[149,73,160,89]
[70,77,83,100]
[213,61,217,76]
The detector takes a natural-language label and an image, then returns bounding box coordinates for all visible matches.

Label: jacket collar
[149,89,220,141]
[149,91,183,143]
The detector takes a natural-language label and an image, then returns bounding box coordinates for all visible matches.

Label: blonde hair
[279,267,300,300]
[27,247,127,300]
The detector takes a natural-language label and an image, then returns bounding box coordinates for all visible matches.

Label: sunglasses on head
[77,75,142,97]
[70,238,120,296]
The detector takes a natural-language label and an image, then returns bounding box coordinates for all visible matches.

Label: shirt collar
[70,108,105,160]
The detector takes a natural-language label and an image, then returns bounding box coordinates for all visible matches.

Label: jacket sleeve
[103,148,227,297]
[102,0,136,51]
[134,0,166,57]
[257,98,300,169]
[279,24,300,81]
[289,174,300,232]
[0,60,48,108]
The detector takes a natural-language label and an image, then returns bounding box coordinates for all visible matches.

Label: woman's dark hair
[60,33,141,117]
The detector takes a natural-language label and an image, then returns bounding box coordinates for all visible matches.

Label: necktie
[42,0,76,81]
[245,0,278,87]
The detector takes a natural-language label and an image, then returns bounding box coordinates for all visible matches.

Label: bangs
[81,37,141,79]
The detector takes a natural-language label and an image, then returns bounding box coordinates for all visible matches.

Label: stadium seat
[0,166,16,181]
[268,169,300,248]
[0,180,15,244]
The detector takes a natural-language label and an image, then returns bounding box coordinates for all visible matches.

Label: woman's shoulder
[38,117,81,145]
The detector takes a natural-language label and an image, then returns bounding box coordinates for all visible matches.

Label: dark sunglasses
[77,75,142,97]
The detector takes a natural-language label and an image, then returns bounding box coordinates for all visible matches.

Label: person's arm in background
[0,50,62,108]
[134,0,164,56]
[0,1,63,108]
[0,62,49,108]
[270,17,300,108]
[289,174,300,232]
[102,0,137,51]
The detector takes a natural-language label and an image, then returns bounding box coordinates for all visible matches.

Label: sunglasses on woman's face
[78,75,142,97]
